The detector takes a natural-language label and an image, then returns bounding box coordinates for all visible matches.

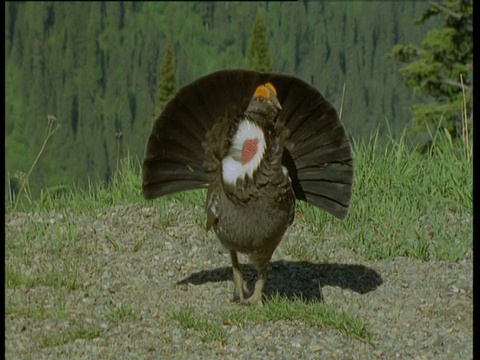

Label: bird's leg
[243,250,274,307]
[245,262,267,307]
[230,250,249,301]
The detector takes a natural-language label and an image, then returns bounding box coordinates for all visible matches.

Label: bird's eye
[257,96,266,103]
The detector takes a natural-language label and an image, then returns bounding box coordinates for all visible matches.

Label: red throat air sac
[242,139,259,165]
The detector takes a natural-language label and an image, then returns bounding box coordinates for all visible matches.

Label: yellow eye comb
[254,83,277,99]
[265,83,277,96]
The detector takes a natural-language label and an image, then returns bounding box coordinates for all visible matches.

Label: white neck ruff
[222,119,265,185]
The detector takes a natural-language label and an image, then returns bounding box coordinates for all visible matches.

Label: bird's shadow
[177,260,383,302]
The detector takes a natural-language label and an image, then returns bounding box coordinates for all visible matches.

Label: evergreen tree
[157,39,177,115]
[388,0,473,139]
[246,8,273,72]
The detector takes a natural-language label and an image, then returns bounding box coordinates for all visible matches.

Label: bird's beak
[271,97,282,111]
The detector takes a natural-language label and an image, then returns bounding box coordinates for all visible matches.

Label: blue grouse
[143,70,353,306]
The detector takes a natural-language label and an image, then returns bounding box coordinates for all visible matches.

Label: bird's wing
[142,70,353,220]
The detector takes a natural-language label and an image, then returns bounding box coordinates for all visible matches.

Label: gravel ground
[5,204,473,359]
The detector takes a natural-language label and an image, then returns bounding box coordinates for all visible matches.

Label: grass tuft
[222,294,375,344]
[352,126,470,261]
[297,124,472,262]
[169,307,229,344]
[106,304,139,323]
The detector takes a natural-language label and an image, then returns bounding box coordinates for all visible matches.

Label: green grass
[6,126,472,264]
[6,153,206,219]
[12,300,67,321]
[5,267,40,289]
[5,290,67,322]
[106,304,139,323]
[169,296,374,345]
[298,127,472,262]
[37,334,68,349]
[37,323,104,349]
[5,215,84,290]
[169,307,229,344]
[222,294,375,344]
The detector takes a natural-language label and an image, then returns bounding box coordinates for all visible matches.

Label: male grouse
[143,70,353,306]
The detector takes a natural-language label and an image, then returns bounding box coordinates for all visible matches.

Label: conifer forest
[5,2,470,196]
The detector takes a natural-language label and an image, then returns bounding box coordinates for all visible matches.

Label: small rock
[7,219,24,227]
[244,334,253,342]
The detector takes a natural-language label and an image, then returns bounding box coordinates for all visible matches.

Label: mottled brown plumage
[143,70,353,306]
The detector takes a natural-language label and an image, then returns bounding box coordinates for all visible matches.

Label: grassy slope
[6,126,473,263]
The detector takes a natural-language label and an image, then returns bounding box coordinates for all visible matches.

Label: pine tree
[157,39,177,115]
[246,8,273,72]
[388,0,472,140]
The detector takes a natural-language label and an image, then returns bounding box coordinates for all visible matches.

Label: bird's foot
[231,281,250,303]
[233,287,263,307]
[241,293,263,307]
[239,275,266,307]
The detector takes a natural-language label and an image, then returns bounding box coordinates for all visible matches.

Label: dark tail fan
[271,75,353,220]
[142,70,353,219]
[143,70,264,199]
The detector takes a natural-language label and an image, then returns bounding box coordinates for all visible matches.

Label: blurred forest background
[5,2,469,198]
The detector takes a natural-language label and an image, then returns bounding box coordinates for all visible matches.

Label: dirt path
[5,205,473,359]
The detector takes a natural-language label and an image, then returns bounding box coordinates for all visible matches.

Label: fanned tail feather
[271,77,353,219]
[143,70,260,199]
[143,70,353,219]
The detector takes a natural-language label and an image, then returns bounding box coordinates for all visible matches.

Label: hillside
[5,1,437,196]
